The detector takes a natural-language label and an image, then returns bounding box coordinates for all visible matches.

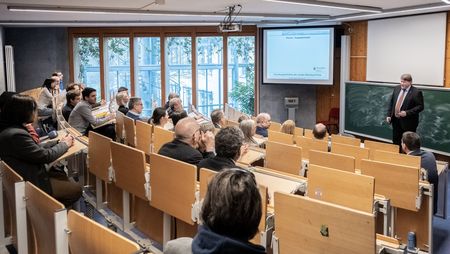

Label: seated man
[255,113,271,137]
[164,92,179,109]
[168,97,183,117]
[158,117,214,166]
[68,87,115,140]
[401,131,439,214]
[62,90,81,121]
[115,91,129,115]
[198,127,246,173]
[126,97,145,121]
[165,169,266,254]
[171,110,188,128]
[211,109,226,129]
[313,123,327,140]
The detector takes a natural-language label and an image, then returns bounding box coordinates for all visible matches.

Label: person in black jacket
[158,117,214,165]
[198,126,247,173]
[386,74,424,146]
[0,94,81,207]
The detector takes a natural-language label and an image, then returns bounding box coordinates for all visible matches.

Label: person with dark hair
[165,169,265,254]
[66,83,81,93]
[0,94,81,207]
[117,86,129,94]
[171,110,188,127]
[68,87,115,140]
[158,117,214,166]
[198,126,247,173]
[386,74,424,147]
[62,90,81,121]
[0,91,17,117]
[149,107,169,128]
[238,114,250,123]
[313,123,327,140]
[126,97,145,121]
[37,76,59,117]
[210,109,226,129]
[401,131,438,214]
[52,71,64,91]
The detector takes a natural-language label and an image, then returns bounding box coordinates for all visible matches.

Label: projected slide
[263,28,334,85]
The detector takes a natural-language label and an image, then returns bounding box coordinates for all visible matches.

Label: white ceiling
[0,0,449,26]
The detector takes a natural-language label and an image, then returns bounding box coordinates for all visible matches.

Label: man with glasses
[126,97,146,122]
[158,117,215,166]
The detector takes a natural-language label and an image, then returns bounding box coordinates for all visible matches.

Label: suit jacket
[197,156,236,173]
[410,149,438,213]
[0,125,69,194]
[62,103,74,121]
[256,126,268,137]
[387,85,424,130]
[158,139,214,166]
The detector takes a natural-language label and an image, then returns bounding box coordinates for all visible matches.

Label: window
[104,37,130,101]
[166,37,192,110]
[227,36,255,115]
[73,37,101,97]
[135,37,161,116]
[196,37,223,116]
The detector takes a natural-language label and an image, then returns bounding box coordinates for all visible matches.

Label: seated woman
[37,77,59,117]
[280,119,295,135]
[239,119,259,148]
[165,169,265,254]
[149,107,169,129]
[0,94,82,207]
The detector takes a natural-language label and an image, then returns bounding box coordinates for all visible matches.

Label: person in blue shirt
[255,112,271,137]
[126,97,145,122]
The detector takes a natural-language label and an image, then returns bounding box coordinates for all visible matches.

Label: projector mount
[218,4,243,32]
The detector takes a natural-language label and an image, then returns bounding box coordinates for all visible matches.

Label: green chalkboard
[344,82,450,155]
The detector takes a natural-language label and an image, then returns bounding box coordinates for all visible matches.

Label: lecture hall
[0,0,450,253]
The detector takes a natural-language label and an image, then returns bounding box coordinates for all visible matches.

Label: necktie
[25,124,40,144]
[395,89,406,115]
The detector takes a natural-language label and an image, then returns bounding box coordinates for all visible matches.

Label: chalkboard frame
[343,81,450,156]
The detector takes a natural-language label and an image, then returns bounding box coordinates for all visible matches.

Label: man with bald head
[255,113,271,137]
[313,123,327,140]
[158,117,215,165]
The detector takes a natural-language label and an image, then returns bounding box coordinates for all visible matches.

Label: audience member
[149,107,169,128]
[37,77,59,117]
[313,123,327,140]
[0,91,17,119]
[171,110,188,127]
[164,92,179,109]
[198,127,246,173]
[116,92,129,115]
[52,71,64,90]
[168,97,183,117]
[401,131,439,214]
[255,113,271,137]
[126,97,145,121]
[165,169,265,254]
[158,118,214,165]
[280,120,295,135]
[66,83,81,93]
[68,87,115,140]
[62,90,81,121]
[240,119,259,147]
[210,109,226,129]
[238,114,250,123]
[0,94,81,207]
[198,122,216,158]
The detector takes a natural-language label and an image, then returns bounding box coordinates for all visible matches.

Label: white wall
[0,26,5,93]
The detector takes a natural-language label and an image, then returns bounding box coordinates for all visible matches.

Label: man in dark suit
[386,74,424,146]
[158,117,215,166]
[198,126,247,174]
[401,131,438,214]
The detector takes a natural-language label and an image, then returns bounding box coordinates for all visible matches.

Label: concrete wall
[4,27,70,92]
[259,84,316,129]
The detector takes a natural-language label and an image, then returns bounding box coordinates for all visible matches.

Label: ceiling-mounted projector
[219,23,242,32]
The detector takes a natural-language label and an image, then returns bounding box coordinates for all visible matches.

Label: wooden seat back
[199,168,217,200]
[115,111,125,142]
[265,141,302,175]
[294,127,304,137]
[68,210,140,254]
[331,134,361,147]
[361,159,419,211]
[153,127,174,153]
[309,150,355,172]
[88,132,112,182]
[226,119,239,127]
[1,162,24,249]
[25,182,65,254]
[268,121,281,131]
[268,130,294,145]
[364,140,399,154]
[149,154,197,225]
[20,87,43,101]
[331,142,369,169]
[295,136,328,160]
[304,128,313,138]
[110,141,147,200]
[308,164,375,213]
[369,150,420,168]
[274,192,375,254]
[123,115,136,147]
[135,121,153,155]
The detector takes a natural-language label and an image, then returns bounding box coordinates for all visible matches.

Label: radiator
[5,45,15,92]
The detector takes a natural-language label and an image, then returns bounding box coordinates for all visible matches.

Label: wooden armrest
[376,234,400,248]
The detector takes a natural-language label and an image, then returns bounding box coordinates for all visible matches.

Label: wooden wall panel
[316,50,341,124]
[445,12,450,88]
[348,21,367,81]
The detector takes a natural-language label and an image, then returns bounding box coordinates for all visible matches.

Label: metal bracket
[191,190,201,223]
[260,214,274,249]
[144,171,151,201]
[271,233,279,254]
